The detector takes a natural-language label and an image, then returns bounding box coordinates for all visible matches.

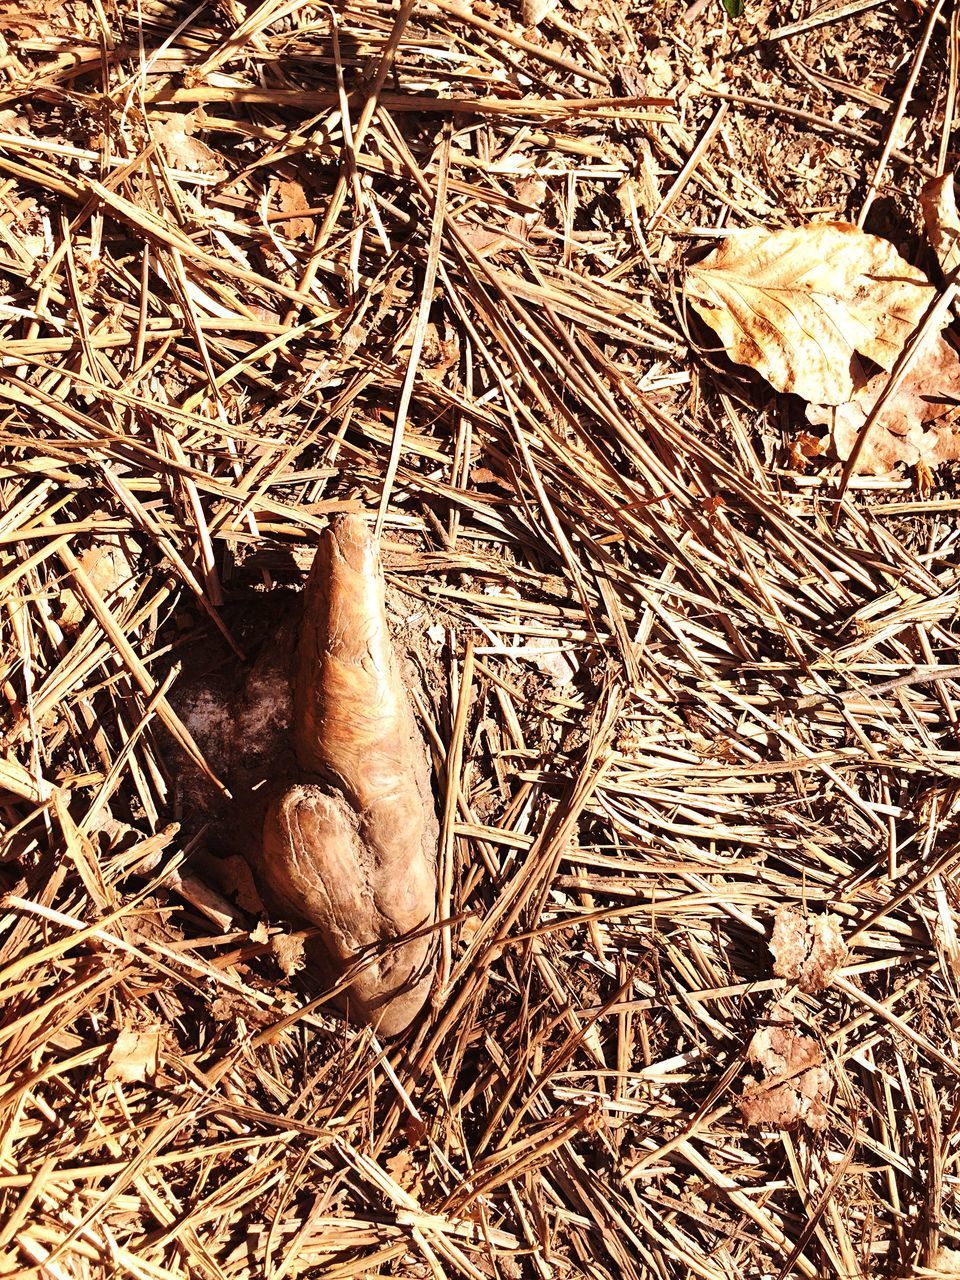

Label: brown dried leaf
[685,222,940,404]
[739,1017,831,1131]
[508,177,549,238]
[521,0,556,25]
[521,637,579,686]
[210,997,236,1022]
[271,931,306,977]
[739,1071,831,1131]
[0,109,29,134]
[421,322,460,376]
[105,1024,161,1083]
[806,332,960,475]
[270,177,313,239]
[385,1148,419,1189]
[218,854,266,915]
[921,173,960,277]
[747,1023,820,1076]
[456,222,511,256]
[153,111,225,177]
[58,534,136,632]
[770,904,848,993]
[471,464,514,492]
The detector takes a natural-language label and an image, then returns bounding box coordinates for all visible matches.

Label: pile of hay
[1,1,958,1276]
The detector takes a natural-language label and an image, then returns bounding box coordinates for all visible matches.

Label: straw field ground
[1,0,960,1276]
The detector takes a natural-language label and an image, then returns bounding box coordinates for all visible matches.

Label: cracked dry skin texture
[259,516,439,1036]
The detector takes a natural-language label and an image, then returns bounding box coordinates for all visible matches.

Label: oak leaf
[685,222,941,405]
[806,331,960,474]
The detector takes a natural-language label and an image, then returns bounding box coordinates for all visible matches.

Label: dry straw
[0,0,958,1277]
